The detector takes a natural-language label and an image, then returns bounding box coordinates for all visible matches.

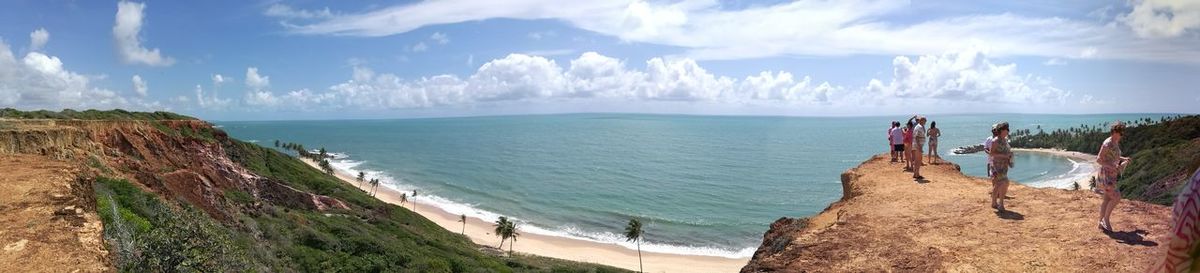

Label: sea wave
[325,153,756,259]
[1022,157,1096,189]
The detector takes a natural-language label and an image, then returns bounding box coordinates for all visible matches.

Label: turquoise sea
[218,113,1169,258]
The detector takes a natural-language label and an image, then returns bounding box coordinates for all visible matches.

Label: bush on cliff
[1010,115,1200,205]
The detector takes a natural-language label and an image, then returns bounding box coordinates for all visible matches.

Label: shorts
[893,144,904,152]
[914,139,925,151]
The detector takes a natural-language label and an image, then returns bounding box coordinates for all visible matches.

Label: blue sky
[1,0,1198,121]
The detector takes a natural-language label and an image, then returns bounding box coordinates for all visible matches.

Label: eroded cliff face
[0,119,347,222]
[742,155,1172,273]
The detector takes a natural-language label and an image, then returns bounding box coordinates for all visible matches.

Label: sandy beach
[300,158,749,273]
[1013,148,1100,190]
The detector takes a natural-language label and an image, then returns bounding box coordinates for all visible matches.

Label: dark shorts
[893,144,904,152]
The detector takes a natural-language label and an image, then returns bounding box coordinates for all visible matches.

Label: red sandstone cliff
[742,155,1172,272]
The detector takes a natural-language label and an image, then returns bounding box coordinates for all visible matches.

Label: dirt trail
[743,155,1171,273]
[0,155,108,272]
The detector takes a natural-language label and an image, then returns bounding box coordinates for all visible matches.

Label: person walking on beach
[909,116,927,180]
[1096,121,1131,232]
[989,122,1014,212]
[903,121,915,171]
[927,121,941,164]
[890,121,903,162]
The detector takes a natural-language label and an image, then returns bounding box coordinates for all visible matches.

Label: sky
[1,0,1198,121]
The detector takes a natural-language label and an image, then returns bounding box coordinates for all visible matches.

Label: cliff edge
[742,155,1171,272]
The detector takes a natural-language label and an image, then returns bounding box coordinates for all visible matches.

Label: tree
[399,193,407,207]
[319,147,328,159]
[494,216,511,249]
[505,221,519,254]
[369,179,380,197]
[411,190,418,212]
[274,140,280,147]
[356,171,365,187]
[624,218,644,273]
[458,214,467,235]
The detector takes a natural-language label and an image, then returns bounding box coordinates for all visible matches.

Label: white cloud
[279,0,1200,63]
[565,52,640,98]
[866,47,1069,105]
[1043,58,1067,66]
[1119,0,1200,38]
[198,50,1078,115]
[0,37,156,110]
[212,74,228,87]
[194,84,231,110]
[132,74,147,97]
[527,31,555,40]
[430,32,449,44]
[245,67,270,90]
[113,1,174,66]
[468,54,567,101]
[29,28,49,51]
[411,42,428,52]
[522,49,577,57]
[264,3,334,20]
[243,67,277,106]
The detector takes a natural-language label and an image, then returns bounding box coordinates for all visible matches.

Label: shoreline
[1012,148,1099,190]
[299,158,749,273]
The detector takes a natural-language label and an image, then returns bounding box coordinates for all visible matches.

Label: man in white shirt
[911,116,927,180]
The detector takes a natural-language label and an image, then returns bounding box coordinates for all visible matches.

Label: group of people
[982,120,1131,231]
[888,115,941,181]
[888,118,1132,231]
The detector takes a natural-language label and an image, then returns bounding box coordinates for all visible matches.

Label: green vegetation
[150,121,219,142]
[220,138,631,272]
[94,177,249,272]
[1010,115,1200,204]
[623,219,645,273]
[493,217,520,254]
[0,108,195,120]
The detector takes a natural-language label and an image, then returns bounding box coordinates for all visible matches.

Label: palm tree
[505,221,520,254]
[411,190,418,212]
[458,214,467,235]
[399,193,407,207]
[369,179,380,197]
[356,171,365,187]
[494,216,511,249]
[624,218,644,273]
[319,147,328,159]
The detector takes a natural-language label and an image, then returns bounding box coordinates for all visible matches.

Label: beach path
[742,154,1171,272]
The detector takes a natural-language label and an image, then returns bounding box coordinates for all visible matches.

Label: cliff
[742,155,1172,272]
[0,113,628,272]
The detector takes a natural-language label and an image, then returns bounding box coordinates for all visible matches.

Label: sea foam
[325,152,756,259]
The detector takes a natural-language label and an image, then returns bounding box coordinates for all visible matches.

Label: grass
[0,108,195,120]
[213,138,634,272]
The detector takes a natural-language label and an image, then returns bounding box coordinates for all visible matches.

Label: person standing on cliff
[984,127,998,178]
[989,122,1014,212]
[903,121,915,172]
[927,121,941,165]
[909,116,927,180]
[1096,121,1131,232]
[890,121,903,163]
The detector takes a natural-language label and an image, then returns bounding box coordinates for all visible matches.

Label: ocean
[217,113,1170,258]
